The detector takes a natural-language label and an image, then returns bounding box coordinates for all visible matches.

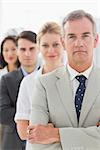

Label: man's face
[63,17,98,68]
[17,38,39,67]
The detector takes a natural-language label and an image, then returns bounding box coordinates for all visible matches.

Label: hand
[27,123,60,144]
[96,121,100,127]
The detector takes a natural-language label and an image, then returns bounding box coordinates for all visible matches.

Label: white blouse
[0,66,8,80]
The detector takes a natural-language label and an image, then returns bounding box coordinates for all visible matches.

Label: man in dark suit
[0,31,41,150]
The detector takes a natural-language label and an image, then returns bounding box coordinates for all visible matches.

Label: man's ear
[16,48,19,57]
[94,34,99,48]
[61,37,66,50]
[37,44,40,53]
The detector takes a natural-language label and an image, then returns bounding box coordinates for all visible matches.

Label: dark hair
[0,54,2,69]
[0,35,20,68]
[16,31,37,46]
[62,9,96,36]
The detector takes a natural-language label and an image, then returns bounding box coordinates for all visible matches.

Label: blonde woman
[15,22,64,146]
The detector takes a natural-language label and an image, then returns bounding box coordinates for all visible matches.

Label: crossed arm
[26,78,100,149]
[27,123,60,144]
[26,124,100,150]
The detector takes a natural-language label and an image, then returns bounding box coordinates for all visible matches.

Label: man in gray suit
[0,31,40,150]
[27,10,100,150]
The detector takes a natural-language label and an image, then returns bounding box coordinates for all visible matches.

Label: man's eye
[30,47,35,51]
[68,36,76,39]
[53,43,59,47]
[20,48,26,51]
[83,34,90,38]
[42,45,48,48]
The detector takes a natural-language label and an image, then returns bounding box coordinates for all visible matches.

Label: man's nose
[74,38,84,47]
[25,50,31,56]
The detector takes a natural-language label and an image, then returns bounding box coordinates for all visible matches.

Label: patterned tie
[75,75,87,122]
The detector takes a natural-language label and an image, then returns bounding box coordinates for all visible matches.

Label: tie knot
[75,75,87,83]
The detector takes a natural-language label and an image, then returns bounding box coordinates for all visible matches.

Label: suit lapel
[55,67,77,127]
[10,68,24,102]
[79,67,100,126]
[16,68,24,83]
[14,68,24,93]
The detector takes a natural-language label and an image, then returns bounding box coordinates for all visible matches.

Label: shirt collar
[67,64,93,81]
[21,66,28,77]
[21,60,41,77]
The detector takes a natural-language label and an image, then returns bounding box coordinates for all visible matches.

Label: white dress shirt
[0,66,8,80]
[67,64,93,100]
[14,68,42,121]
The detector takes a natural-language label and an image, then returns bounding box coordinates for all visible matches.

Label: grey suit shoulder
[29,65,100,150]
[0,68,25,150]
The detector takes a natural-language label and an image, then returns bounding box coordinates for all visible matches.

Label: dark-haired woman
[0,35,20,79]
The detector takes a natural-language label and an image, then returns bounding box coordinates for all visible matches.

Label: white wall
[0,0,100,67]
[0,0,99,39]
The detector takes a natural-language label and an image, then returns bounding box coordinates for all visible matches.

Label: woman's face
[39,33,63,65]
[2,39,18,65]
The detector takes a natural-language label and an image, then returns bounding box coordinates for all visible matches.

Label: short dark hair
[16,31,37,46]
[62,9,96,36]
[0,35,20,68]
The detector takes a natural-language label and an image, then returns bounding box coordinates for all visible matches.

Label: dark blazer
[0,68,25,150]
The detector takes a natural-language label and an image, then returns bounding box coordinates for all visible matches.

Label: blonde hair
[37,22,62,46]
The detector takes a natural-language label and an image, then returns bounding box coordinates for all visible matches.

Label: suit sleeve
[30,77,100,150]
[59,126,100,150]
[29,78,62,150]
[0,76,15,126]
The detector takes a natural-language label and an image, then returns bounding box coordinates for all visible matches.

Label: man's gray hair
[62,10,96,36]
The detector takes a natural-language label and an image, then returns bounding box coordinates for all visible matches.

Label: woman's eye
[12,48,16,51]
[3,49,8,52]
